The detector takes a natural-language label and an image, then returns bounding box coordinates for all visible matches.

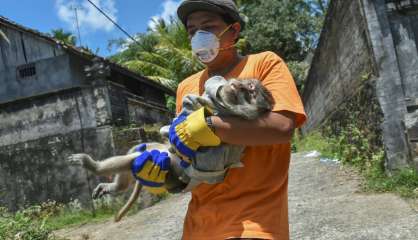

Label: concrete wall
[303,0,417,170]
[361,0,412,170]
[302,0,374,132]
[0,23,73,103]
[0,88,115,211]
[0,88,96,146]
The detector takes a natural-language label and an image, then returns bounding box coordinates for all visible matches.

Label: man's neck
[207,50,242,77]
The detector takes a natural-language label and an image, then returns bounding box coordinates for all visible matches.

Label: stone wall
[302,0,374,132]
[0,88,96,146]
[0,88,116,211]
[303,0,417,171]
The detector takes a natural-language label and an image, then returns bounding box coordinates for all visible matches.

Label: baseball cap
[177,0,245,29]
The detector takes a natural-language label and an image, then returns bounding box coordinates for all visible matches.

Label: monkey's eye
[248,83,255,91]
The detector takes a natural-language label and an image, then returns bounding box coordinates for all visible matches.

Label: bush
[0,201,66,240]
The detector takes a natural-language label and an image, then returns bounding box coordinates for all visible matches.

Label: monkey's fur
[68,77,274,222]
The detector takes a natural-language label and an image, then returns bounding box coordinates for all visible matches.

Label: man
[134,0,307,239]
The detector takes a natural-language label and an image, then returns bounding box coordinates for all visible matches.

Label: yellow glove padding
[175,107,221,151]
[135,160,168,195]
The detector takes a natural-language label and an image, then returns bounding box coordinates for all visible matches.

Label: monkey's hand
[67,153,98,173]
[92,183,117,199]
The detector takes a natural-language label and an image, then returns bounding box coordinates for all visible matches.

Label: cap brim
[177,1,227,26]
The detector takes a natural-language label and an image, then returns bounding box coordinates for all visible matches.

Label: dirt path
[56,153,418,240]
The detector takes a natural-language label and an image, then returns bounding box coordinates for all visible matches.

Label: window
[17,63,36,79]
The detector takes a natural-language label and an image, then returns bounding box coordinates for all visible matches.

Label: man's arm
[211,111,296,145]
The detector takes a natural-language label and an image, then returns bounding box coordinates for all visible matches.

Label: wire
[85,0,138,44]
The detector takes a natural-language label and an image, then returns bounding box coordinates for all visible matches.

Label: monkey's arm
[68,152,140,176]
[210,111,296,145]
[92,172,134,199]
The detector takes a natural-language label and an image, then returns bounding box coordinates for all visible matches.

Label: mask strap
[217,23,237,51]
[217,24,233,39]
[218,44,236,51]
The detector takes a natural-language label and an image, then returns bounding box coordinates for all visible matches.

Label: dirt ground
[55,152,418,240]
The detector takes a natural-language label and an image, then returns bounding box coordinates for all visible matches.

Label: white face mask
[191,25,233,63]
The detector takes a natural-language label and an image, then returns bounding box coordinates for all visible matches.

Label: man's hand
[131,144,170,195]
[168,107,221,163]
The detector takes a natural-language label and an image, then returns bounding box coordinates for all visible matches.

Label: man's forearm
[211,111,296,146]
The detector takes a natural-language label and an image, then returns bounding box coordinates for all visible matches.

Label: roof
[0,15,175,95]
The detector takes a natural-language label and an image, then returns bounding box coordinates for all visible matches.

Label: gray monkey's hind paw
[92,183,116,199]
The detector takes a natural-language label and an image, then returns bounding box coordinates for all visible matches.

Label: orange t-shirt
[176,51,307,240]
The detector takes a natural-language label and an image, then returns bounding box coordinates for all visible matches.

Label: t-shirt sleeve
[175,82,185,115]
[257,52,307,128]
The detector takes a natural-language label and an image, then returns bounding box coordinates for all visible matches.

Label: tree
[49,28,77,45]
[240,0,328,61]
[109,18,203,90]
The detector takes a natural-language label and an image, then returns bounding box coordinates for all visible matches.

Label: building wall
[0,22,92,105]
[0,88,115,211]
[302,0,374,132]
[303,0,417,170]
[0,88,96,146]
[385,5,418,168]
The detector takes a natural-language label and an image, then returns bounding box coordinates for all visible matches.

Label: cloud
[56,0,118,32]
[148,0,181,30]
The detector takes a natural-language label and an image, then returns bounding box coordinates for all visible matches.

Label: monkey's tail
[114,182,142,222]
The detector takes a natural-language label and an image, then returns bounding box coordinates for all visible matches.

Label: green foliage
[240,0,329,60]
[287,61,310,92]
[365,164,418,198]
[292,130,334,158]
[0,201,66,240]
[165,95,176,112]
[49,28,77,46]
[109,19,204,91]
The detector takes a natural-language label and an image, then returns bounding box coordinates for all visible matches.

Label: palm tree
[0,29,10,44]
[110,18,203,90]
[50,28,77,45]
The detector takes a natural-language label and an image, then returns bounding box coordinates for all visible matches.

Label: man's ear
[231,22,241,41]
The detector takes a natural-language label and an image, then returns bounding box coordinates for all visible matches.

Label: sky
[0,0,182,56]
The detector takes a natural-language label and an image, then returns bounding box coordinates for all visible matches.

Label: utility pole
[72,5,82,47]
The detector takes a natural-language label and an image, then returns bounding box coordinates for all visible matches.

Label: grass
[293,130,418,199]
[292,130,335,158]
[0,193,170,239]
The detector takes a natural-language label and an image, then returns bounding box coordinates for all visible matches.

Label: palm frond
[0,29,10,44]
[123,60,172,78]
[146,75,177,90]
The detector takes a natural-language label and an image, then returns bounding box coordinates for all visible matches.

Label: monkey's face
[218,79,275,119]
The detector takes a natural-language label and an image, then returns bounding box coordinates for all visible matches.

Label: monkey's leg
[92,172,134,199]
[68,152,140,176]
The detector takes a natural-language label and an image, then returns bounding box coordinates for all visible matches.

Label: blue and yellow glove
[131,144,170,195]
[169,107,221,165]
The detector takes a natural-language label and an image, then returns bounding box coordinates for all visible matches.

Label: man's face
[186,11,239,47]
